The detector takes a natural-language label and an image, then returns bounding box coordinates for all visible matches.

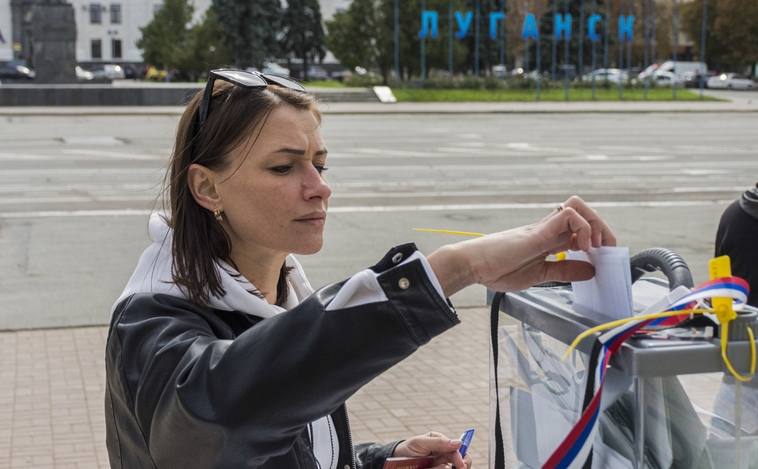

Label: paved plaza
[1,97,755,467]
[0,307,493,469]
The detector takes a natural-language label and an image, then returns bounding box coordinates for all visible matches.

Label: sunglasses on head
[193,69,307,142]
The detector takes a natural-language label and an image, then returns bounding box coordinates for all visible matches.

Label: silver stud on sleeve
[392,252,403,264]
[398,278,410,289]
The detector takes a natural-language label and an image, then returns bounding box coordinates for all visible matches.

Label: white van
[654,61,708,77]
[638,61,709,80]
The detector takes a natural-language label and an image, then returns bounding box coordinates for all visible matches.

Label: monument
[30,0,77,83]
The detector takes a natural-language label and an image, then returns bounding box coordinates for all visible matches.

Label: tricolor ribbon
[541,276,749,469]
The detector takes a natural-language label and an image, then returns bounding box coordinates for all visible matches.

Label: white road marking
[329,186,746,199]
[0,195,156,204]
[61,136,125,145]
[0,209,153,218]
[0,168,161,176]
[0,200,731,218]
[0,153,62,161]
[61,149,164,160]
[328,200,732,213]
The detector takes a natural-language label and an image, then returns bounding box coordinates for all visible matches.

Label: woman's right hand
[427,196,616,297]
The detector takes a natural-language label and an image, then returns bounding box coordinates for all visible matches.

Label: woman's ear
[187,164,221,211]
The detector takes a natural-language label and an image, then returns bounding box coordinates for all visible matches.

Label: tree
[212,0,281,69]
[136,0,194,69]
[325,0,470,83]
[325,0,394,83]
[175,8,231,80]
[682,0,758,72]
[280,0,326,81]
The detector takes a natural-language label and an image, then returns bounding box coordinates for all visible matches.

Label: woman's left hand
[428,196,617,297]
[392,432,472,469]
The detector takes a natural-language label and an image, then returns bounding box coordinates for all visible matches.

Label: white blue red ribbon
[541,276,749,469]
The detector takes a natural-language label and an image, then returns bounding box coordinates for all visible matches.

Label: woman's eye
[270,165,292,174]
[315,166,329,174]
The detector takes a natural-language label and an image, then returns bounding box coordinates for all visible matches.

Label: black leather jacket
[105,244,460,468]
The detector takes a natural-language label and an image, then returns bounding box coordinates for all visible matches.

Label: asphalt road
[1,111,755,329]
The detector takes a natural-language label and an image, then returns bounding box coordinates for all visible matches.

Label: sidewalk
[0,89,755,115]
[0,307,492,469]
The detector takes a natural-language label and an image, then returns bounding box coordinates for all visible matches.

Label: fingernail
[450,439,462,446]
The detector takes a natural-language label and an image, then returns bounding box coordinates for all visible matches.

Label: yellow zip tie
[561,309,714,360]
[721,326,753,382]
[412,228,484,237]
[748,327,756,375]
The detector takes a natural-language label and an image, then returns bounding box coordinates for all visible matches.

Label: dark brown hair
[164,80,321,308]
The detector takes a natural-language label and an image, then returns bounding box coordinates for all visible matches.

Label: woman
[104,70,616,469]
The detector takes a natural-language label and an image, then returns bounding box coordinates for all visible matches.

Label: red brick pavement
[0,307,492,469]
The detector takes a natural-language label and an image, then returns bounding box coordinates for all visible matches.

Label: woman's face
[214,106,331,262]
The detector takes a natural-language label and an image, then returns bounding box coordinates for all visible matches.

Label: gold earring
[213,207,223,223]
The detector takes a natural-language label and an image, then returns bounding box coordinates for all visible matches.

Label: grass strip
[392,88,721,102]
[303,80,347,88]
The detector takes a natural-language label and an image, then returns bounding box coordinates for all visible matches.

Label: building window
[112,39,122,59]
[90,4,102,23]
[91,39,102,59]
[110,4,121,23]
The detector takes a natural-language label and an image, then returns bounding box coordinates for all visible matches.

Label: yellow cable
[720,325,752,382]
[412,228,484,237]
[748,327,757,375]
[561,309,714,360]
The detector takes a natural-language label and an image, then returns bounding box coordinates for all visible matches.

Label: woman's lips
[294,212,326,226]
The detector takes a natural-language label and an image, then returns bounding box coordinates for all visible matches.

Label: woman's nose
[303,166,331,201]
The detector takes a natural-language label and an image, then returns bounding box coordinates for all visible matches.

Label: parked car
[121,65,138,79]
[652,71,684,87]
[145,66,168,81]
[90,64,125,79]
[263,62,290,77]
[707,73,756,90]
[582,68,628,83]
[0,62,35,81]
[307,66,329,80]
[492,64,507,78]
[246,63,291,78]
[76,66,94,81]
[637,63,660,80]
[558,64,577,80]
[681,70,709,88]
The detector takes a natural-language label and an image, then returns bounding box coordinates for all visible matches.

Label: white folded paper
[567,247,634,320]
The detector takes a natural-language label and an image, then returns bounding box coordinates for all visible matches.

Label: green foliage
[136,0,194,69]
[681,0,758,71]
[343,73,385,87]
[280,0,326,80]
[324,0,394,83]
[174,8,231,79]
[392,87,715,102]
[302,80,346,88]
[212,0,281,69]
[137,2,229,81]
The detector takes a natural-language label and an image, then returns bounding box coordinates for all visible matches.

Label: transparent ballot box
[488,277,758,469]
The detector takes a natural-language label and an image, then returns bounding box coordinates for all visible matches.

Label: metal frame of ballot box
[487,278,757,469]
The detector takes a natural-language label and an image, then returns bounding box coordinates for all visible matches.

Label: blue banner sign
[418,11,635,41]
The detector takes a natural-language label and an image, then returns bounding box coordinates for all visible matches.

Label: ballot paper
[567,247,634,320]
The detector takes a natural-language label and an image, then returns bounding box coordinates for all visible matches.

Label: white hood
[112,212,315,318]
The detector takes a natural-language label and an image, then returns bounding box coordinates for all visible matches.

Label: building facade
[2,0,344,66]
[0,0,12,61]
